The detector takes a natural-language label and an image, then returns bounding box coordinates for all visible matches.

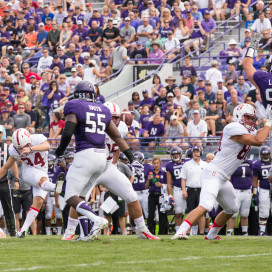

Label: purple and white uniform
[64,99,112,200]
[166,161,187,214]
[230,160,253,218]
[132,163,152,218]
[253,159,272,219]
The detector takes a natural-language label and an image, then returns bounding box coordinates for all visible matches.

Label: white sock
[66,217,78,233]
[76,201,99,223]
[177,220,192,235]
[21,207,39,233]
[227,229,233,236]
[175,226,180,232]
[260,225,266,232]
[57,227,62,235]
[132,226,136,233]
[206,222,223,239]
[3,227,7,234]
[134,216,145,229]
[204,228,209,234]
[192,225,198,236]
[241,226,248,233]
[45,227,51,235]
[40,180,56,192]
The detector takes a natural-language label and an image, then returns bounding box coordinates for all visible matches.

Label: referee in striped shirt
[0,126,18,236]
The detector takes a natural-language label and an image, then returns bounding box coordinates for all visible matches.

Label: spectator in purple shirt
[72,20,88,43]
[180,55,197,84]
[147,41,164,64]
[47,80,66,112]
[140,89,155,110]
[139,104,152,134]
[0,25,11,57]
[143,113,165,150]
[201,10,216,51]
[88,10,104,28]
[121,1,134,19]
[183,19,205,57]
[222,0,240,20]
[49,55,65,74]
[71,48,84,65]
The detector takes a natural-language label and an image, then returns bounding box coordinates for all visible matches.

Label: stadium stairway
[173,19,245,86]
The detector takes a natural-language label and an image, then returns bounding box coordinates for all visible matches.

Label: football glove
[249,32,262,51]
[169,195,175,207]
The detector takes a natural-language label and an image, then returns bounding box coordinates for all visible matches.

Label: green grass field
[0,235,272,272]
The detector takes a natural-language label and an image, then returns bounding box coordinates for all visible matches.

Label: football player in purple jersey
[252,146,272,236]
[227,159,253,236]
[166,147,186,232]
[132,151,150,219]
[56,82,159,240]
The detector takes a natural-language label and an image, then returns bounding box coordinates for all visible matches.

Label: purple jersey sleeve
[64,99,112,152]
[253,70,272,108]
[230,160,253,190]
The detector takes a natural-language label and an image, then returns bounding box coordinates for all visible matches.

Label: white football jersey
[206,122,256,179]
[9,134,48,173]
[106,121,128,163]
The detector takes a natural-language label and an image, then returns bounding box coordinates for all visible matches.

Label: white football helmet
[12,129,31,149]
[104,102,121,126]
[232,103,257,132]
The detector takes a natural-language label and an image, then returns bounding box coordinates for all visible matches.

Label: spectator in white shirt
[251,12,271,36]
[37,48,53,75]
[205,60,223,88]
[66,67,82,94]
[173,87,190,112]
[186,110,208,148]
[163,30,180,60]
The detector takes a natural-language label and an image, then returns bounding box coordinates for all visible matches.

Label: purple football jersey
[132,163,146,191]
[48,169,55,183]
[64,99,112,152]
[230,160,253,190]
[165,161,184,188]
[252,159,272,189]
[253,71,272,108]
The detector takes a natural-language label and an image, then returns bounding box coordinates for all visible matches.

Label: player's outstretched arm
[55,114,77,157]
[32,141,50,152]
[0,156,17,179]
[230,125,271,146]
[243,33,262,88]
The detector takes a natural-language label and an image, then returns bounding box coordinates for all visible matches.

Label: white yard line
[1,253,272,271]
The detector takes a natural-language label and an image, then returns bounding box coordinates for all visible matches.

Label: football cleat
[61,230,75,241]
[204,235,222,240]
[83,217,108,241]
[137,227,160,240]
[16,230,25,238]
[171,233,189,240]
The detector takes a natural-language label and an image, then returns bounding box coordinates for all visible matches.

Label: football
[120,109,133,126]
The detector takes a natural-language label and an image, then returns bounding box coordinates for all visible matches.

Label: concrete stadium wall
[103,63,173,110]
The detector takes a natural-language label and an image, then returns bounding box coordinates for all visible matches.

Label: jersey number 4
[21,152,45,167]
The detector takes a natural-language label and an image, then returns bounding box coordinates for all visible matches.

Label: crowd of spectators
[0,0,269,149]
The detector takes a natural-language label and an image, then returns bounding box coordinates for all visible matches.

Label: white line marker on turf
[2,253,272,271]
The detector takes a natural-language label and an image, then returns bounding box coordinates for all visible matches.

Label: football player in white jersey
[62,102,160,240]
[0,129,63,238]
[172,103,272,240]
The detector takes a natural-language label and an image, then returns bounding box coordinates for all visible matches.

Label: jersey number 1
[21,153,45,167]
